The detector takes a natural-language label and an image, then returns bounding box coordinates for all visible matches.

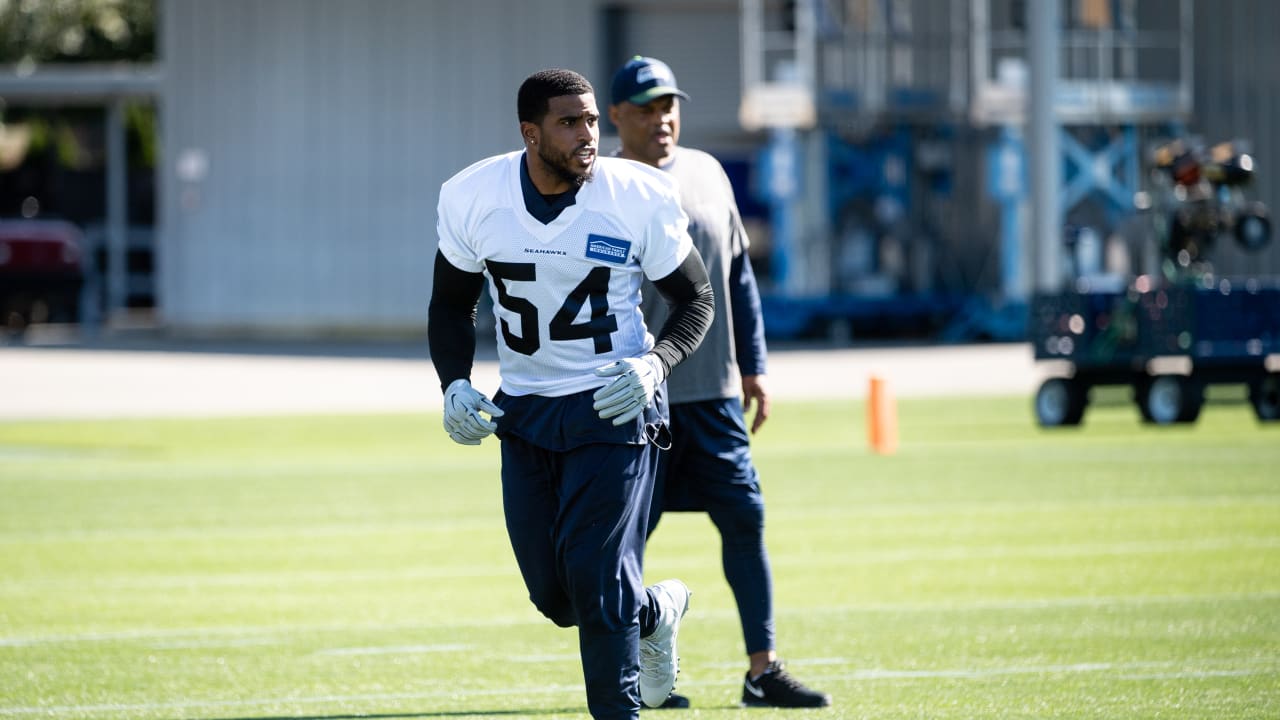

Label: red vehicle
[0,219,85,336]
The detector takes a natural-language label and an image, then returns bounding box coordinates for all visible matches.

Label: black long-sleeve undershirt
[428,252,485,390]
[427,248,714,390]
[647,248,714,378]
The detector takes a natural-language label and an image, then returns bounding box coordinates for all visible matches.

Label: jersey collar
[520,152,581,225]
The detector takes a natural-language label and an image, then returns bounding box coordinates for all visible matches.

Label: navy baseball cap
[610,56,691,106]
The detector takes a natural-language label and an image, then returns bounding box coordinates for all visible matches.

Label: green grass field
[1,394,1278,719]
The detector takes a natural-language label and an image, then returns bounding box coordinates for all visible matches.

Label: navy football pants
[649,397,774,656]
[500,433,659,720]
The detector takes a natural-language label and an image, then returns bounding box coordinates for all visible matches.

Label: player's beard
[539,143,595,188]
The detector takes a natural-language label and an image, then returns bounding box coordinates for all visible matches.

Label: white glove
[592,355,666,426]
[442,379,504,445]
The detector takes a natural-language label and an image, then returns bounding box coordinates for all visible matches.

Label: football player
[428,68,714,720]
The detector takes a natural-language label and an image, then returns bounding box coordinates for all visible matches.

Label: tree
[0,1,158,223]
[0,0,155,64]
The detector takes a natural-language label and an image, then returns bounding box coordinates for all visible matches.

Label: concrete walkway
[0,343,1043,420]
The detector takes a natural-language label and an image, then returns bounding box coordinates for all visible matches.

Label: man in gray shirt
[609,56,831,710]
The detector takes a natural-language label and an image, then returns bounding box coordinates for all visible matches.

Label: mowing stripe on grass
[0,685,585,717]
[766,494,1280,520]
[0,519,505,544]
[5,536,1275,593]
[2,495,1275,546]
[691,658,1279,680]
[3,564,519,591]
[687,536,1280,566]
[315,643,472,655]
[0,617,542,648]
[3,590,1275,648]
[2,659,1273,717]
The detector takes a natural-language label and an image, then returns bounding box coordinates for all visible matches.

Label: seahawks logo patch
[585,234,631,264]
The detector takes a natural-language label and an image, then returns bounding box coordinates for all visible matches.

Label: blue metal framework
[1060,125,1141,227]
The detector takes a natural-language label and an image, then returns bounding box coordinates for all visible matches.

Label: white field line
[826,660,1277,682]
[0,519,508,544]
[792,589,1280,617]
[764,494,1280,520]
[0,659,1274,717]
[3,590,1278,649]
[2,494,1276,545]
[661,589,1280,626]
[314,643,472,656]
[142,636,283,650]
[704,657,1280,677]
[512,653,583,663]
[737,536,1280,566]
[0,685,585,718]
[2,563,521,591]
[8,536,1274,594]
[723,658,1277,681]
[1118,669,1262,679]
[0,617,544,649]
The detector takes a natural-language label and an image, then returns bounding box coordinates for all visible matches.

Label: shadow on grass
[187,700,748,719]
[187,710,584,720]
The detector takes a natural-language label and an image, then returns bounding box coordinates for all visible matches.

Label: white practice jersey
[437,151,693,397]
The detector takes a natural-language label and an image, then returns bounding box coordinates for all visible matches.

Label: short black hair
[517,69,594,124]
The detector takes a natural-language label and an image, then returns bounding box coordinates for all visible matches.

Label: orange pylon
[868,375,898,455]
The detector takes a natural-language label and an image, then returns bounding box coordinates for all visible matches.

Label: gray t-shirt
[641,146,752,404]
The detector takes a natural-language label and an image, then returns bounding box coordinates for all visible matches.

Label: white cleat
[639,579,691,708]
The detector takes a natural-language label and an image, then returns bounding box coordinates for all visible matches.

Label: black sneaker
[642,692,690,710]
[741,660,831,708]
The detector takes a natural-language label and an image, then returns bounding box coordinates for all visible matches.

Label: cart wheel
[1249,373,1280,422]
[1233,202,1272,252]
[1143,375,1203,425]
[1035,378,1086,427]
[1133,380,1155,423]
